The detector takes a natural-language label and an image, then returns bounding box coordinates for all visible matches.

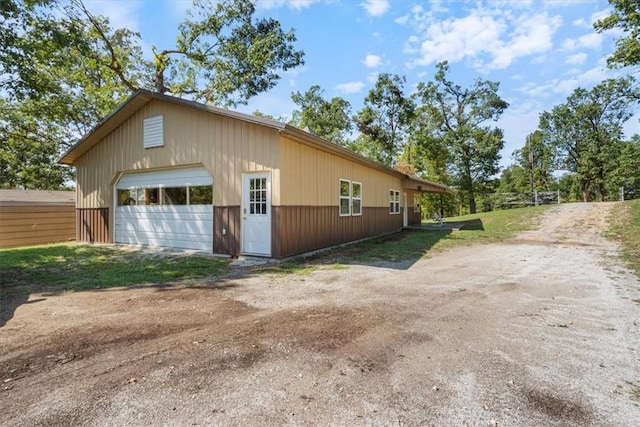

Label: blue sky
[85,0,638,169]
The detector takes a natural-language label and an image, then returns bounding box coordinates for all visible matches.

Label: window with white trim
[339,179,362,217]
[414,194,421,213]
[339,179,351,216]
[389,190,400,214]
[352,181,362,216]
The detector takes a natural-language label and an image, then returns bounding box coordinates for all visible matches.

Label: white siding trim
[143,115,164,148]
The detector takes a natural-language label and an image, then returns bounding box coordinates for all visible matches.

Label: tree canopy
[353,74,415,167]
[415,62,508,214]
[290,85,353,145]
[0,0,305,189]
[538,77,639,201]
[595,0,640,68]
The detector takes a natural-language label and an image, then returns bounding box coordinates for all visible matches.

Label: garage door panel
[115,233,212,251]
[115,230,213,244]
[116,218,213,235]
[116,209,213,223]
[114,167,214,251]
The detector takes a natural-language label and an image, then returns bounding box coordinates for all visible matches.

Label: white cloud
[363,54,382,68]
[335,81,365,94]
[487,12,562,69]
[562,33,603,50]
[572,17,586,27]
[591,8,611,26]
[413,10,505,66]
[257,0,321,10]
[361,0,390,17]
[367,72,379,84]
[395,14,409,25]
[566,52,588,65]
[407,8,561,71]
[517,63,610,99]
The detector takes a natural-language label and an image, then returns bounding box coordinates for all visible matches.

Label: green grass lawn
[608,199,640,276]
[0,243,228,296]
[4,201,637,302]
[314,205,551,264]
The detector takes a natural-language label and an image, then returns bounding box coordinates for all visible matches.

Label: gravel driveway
[1,202,639,426]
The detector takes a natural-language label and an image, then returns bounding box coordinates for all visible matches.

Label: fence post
[620,186,624,202]
[557,189,561,204]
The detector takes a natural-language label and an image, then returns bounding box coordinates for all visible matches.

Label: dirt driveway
[1,202,639,426]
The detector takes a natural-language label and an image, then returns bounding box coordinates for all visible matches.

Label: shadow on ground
[0,220,485,327]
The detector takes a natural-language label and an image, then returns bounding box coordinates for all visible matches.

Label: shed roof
[58,90,454,195]
[0,189,75,206]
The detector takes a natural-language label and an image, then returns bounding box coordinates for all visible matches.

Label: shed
[59,90,453,258]
[0,190,76,248]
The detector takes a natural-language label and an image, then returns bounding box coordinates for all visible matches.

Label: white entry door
[242,172,271,256]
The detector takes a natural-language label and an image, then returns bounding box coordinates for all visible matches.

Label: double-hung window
[339,179,351,216]
[389,190,400,214]
[340,179,362,216]
[351,182,362,216]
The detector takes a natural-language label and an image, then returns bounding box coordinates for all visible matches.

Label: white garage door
[114,167,213,251]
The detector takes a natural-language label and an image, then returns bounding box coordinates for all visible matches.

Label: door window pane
[249,178,267,215]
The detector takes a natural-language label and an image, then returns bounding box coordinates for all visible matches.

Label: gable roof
[59,90,454,195]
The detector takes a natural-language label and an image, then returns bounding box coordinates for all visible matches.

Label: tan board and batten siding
[62,90,453,258]
[75,99,281,208]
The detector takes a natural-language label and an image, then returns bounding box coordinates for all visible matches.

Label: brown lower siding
[272,206,403,258]
[77,208,109,243]
[409,210,421,226]
[214,206,240,256]
[0,205,76,248]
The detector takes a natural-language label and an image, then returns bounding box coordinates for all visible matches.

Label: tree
[610,134,640,199]
[1,0,304,189]
[353,73,415,167]
[290,85,353,145]
[514,130,554,192]
[415,61,508,213]
[1,0,149,188]
[595,0,640,68]
[539,77,639,201]
[77,0,304,107]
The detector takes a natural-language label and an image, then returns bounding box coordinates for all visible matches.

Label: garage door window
[118,186,212,206]
[162,187,187,205]
[117,189,137,205]
[189,186,213,204]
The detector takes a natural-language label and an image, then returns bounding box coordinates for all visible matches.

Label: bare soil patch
[1,202,639,426]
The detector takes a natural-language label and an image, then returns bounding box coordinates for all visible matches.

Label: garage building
[59,90,452,258]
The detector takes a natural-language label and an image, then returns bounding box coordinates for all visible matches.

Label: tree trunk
[468,193,477,214]
[462,148,476,214]
[155,67,165,93]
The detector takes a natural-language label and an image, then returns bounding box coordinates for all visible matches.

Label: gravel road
[1,202,639,426]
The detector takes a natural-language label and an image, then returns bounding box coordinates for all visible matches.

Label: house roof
[58,90,454,195]
[0,189,75,206]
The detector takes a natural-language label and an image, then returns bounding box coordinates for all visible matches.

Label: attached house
[59,90,452,258]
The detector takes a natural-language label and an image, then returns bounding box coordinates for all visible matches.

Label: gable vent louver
[143,115,164,148]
